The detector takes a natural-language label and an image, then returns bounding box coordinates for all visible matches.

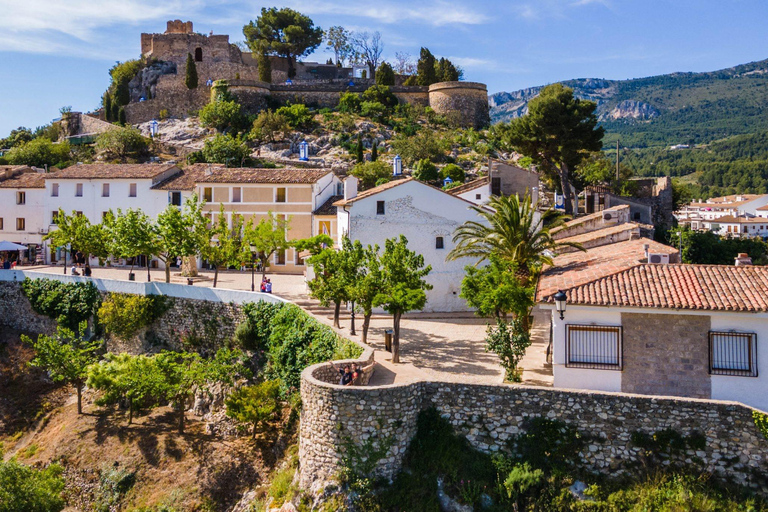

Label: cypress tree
[118,107,127,126]
[185,53,199,90]
[356,135,364,163]
[371,140,378,162]
[416,48,438,86]
[104,93,113,121]
[111,102,120,123]
[257,50,272,83]
[375,62,395,86]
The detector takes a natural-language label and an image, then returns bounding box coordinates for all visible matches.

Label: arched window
[194,47,203,62]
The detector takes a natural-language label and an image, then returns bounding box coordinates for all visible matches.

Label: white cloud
[448,56,496,69]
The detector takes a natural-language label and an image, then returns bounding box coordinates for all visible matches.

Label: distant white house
[538,246,768,413]
[334,177,484,312]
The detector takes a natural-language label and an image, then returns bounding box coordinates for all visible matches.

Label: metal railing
[566,324,622,370]
[709,331,758,377]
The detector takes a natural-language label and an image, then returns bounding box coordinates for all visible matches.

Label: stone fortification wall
[300,362,768,495]
[428,81,490,128]
[0,281,58,334]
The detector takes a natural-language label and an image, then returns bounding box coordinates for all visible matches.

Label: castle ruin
[125,20,490,128]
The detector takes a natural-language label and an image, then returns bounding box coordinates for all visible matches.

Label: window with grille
[566,324,622,370]
[709,331,757,377]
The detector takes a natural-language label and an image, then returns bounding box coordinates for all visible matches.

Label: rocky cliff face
[605,100,659,120]
[129,61,177,102]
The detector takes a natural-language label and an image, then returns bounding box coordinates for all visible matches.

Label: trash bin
[128,273,135,281]
[187,278,194,286]
[384,329,394,352]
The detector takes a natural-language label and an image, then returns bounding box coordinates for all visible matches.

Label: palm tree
[447,194,583,284]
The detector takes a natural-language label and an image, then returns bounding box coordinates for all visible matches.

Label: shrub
[360,101,388,122]
[375,62,395,86]
[94,127,148,162]
[97,293,168,339]
[362,85,397,108]
[440,163,465,183]
[350,161,391,190]
[158,109,169,120]
[375,177,391,187]
[250,110,290,143]
[5,138,71,167]
[21,278,101,330]
[225,380,282,437]
[503,463,544,506]
[390,129,448,165]
[94,465,136,512]
[412,158,439,182]
[236,301,285,351]
[199,99,245,133]
[201,134,250,165]
[275,103,314,130]
[0,458,65,512]
[485,319,531,382]
[338,91,362,113]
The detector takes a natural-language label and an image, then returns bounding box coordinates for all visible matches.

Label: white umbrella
[0,241,28,251]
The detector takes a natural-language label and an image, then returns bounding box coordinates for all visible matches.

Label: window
[129,183,137,197]
[195,47,203,62]
[709,331,757,377]
[75,211,83,217]
[295,250,305,266]
[376,200,385,215]
[633,212,641,221]
[75,183,83,197]
[476,193,481,200]
[102,183,110,197]
[491,177,501,196]
[0,218,3,230]
[203,187,213,202]
[319,220,331,236]
[232,187,241,203]
[51,211,58,224]
[102,211,110,221]
[51,183,59,197]
[276,187,286,203]
[170,191,182,206]
[275,249,286,265]
[16,218,25,231]
[435,236,444,249]
[16,191,25,205]
[566,324,622,370]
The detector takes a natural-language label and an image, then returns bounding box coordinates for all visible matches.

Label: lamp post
[249,243,257,292]
[348,300,356,336]
[299,140,309,161]
[553,290,567,320]
[392,155,402,177]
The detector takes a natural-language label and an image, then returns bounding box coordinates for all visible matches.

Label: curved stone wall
[299,359,768,495]
[428,81,490,128]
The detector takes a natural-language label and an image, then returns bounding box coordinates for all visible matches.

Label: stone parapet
[428,81,490,128]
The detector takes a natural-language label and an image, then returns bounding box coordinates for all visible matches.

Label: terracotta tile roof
[542,263,768,312]
[188,164,332,184]
[709,215,766,224]
[152,167,205,190]
[55,163,178,179]
[0,170,46,188]
[537,238,678,302]
[313,195,343,216]
[447,176,488,196]
[333,177,414,206]
[557,222,640,247]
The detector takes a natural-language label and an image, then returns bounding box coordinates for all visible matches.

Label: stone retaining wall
[299,362,768,495]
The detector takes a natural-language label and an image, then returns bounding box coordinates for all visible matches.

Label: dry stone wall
[300,363,768,495]
[0,281,57,334]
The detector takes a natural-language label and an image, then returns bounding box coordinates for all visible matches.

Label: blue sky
[1,0,767,137]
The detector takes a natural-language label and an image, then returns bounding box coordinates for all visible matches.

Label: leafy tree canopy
[94,127,148,162]
[0,457,65,512]
[5,138,70,167]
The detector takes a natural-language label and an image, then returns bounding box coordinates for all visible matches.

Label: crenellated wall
[299,360,768,496]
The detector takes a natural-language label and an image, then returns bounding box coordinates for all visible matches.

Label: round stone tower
[428,81,490,129]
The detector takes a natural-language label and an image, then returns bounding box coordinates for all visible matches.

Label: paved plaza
[23,265,553,387]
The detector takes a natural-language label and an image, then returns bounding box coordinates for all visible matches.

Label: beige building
[189,165,341,274]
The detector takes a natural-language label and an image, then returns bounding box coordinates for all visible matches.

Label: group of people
[70,251,91,276]
[333,361,374,386]
[1,255,17,269]
[260,277,273,293]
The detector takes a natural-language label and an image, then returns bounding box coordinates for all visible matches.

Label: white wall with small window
[0,185,46,248]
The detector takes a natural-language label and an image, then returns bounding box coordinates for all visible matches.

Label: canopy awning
[0,241,29,251]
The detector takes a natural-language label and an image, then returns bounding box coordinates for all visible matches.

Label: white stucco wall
[341,180,483,312]
[0,188,46,246]
[457,184,490,205]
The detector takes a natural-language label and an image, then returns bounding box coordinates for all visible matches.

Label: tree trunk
[333,301,341,329]
[362,314,371,344]
[213,266,219,288]
[165,263,171,283]
[559,162,574,215]
[64,251,67,274]
[178,398,185,434]
[392,311,402,363]
[261,257,268,282]
[76,383,82,414]
[147,255,151,282]
[129,259,135,280]
[128,401,133,425]
[252,422,258,439]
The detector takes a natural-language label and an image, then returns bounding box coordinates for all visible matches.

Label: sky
[1,0,768,136]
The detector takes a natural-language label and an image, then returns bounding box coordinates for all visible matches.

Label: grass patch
[19,443,39,459]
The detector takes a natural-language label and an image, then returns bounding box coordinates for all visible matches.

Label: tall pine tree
[185,53,199,90]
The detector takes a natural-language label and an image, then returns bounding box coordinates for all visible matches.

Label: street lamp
[553,290,567,320]
[392,155,402,176]
[347,300,356,336]
[299,140,309,161]
[249,243,258,292]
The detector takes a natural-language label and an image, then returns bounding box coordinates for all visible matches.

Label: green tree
[152,196,206,283]
[118,107,127,126]
[275,104,314,130]
[106,208,155,280]
[0,126,34,149]
[376,62,395,86]
[250,110,290,143]
[22,322,103,414]
[502,84,604,214]
[374,236,432,363]
[0,457,65,512]
[43,209,92,274]
[435,57,462,82]
[349,161,390,190]
[199,99,245,133]
[338,92,361,113]
[293,234,334,256]
[185,53,198,89]
[199,205,246,287]
[362,84,397,108]
[103,93,113,122]
[416,47,438,86]
[307,236,365,328]
[390,129,448,165]
[108,59,142,106]
[243,8,323,78]
[94,127,148,162]
[225,380,282,438]
[440,163,465,183]
[6,138,70,167]
[371,140,378,162]
[486,318,532,382]
[201,134,250,166]
[243,212,292,281]
[412,158,439,183]
[325,26,353,66]
[256,48,272,83]
[351,243,383,344]
[355,134,364,163]
[448,194,581,285]
[461,256,534,321]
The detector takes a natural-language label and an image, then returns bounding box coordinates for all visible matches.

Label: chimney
[643,243,650,261]
[344,176,358,201]
[735,253,752,266]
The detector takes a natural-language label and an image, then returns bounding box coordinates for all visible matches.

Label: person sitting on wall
[84,264,92,277]
[71,265,80,275]
[265,279,272,294]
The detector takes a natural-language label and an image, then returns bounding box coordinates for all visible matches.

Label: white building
[703,215,768,237]
[0,166,47,263]
[334,177,484,312]
[676,194,768,225]
[538,251,768,413]
[448,176,491,205]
